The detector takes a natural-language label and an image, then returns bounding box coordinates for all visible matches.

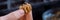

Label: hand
[19,3,33,20]
[0,9,24,20]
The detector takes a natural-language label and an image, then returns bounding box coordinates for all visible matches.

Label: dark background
[0,0,60,20]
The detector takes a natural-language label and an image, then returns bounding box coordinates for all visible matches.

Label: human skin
[0,2,33,20]
[0,9,24,20]
[0,9,33,20]
[19,3,33,20]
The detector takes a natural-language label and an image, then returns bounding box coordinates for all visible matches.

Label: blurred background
[0,0,43,17]
[0,0,60,20]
